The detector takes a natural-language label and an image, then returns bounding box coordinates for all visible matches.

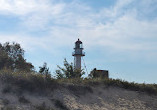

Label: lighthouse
[72,39,85,70]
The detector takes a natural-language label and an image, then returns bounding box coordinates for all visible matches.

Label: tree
[0,51,13,70]
[3,42,24,61]
[15,55,34,72]
[39,62,51,80]
[0,42,34,72]
[55,59,85,79]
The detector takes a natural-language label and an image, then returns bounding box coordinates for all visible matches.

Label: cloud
[0,0,65,29]
[0,0,39,15]
[0,0,157,61]
[0,0,64,15]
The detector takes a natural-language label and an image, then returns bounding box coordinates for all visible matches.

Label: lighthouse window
[80,44,83,48]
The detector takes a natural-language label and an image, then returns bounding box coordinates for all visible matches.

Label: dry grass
[18,96,30,104]
[56,78,157,95]
[0,70,58,95]
[0,70,157,95]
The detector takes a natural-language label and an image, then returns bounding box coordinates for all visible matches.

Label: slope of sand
[0,83,157,110]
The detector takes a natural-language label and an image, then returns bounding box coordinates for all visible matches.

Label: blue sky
[0,0,157,83]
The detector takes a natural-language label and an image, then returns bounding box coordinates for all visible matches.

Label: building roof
[75,38,82,44]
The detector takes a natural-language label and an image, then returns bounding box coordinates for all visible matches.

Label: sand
[0,83,157,110]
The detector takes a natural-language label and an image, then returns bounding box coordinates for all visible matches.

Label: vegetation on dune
[0,42,34,72]
[39,62,51,81]
[55,58,85,79]
[52,99,69,110]
[56,78,157,95]
[0,42,157,96]
[0,70,157,95]
[0,70,57,95]
[18,96,30,104]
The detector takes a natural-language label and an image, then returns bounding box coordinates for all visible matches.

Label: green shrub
[55,59,85,79]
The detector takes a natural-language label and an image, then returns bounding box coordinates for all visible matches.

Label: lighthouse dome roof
[75,38,82,44]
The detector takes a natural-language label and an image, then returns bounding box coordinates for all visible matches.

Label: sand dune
[0,82,157,110]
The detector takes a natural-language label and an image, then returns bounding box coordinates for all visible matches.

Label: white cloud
[0,0,38,15]
[0,0,64,15]
[0,0,65,29]
[0,0,157,60]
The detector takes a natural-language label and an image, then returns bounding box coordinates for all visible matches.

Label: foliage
[2,84,12,94]
[0,70,58,95]
[2,99,10,105]
[67,84,93,96]
[55,59,85,79]
[0,42,34,72]
[35,102,53,110]
[55,78,157,95]
[18,96,30,104]
[0,70,157,95]
[54,100,69,110]
[39,62,51,80]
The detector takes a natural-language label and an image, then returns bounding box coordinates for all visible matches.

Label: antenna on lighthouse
[72,38,85,70]
[82,57,88,75]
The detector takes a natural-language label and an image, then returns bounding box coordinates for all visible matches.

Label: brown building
[90,68,109,79]
[94,70,109,79]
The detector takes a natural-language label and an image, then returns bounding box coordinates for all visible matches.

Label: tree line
[0,42,34,72]
[0,42,99,79]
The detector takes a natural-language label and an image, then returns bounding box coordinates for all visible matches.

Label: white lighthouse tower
[72,39,85,70]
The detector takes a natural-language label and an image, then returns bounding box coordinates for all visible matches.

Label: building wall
[93,70,109,79]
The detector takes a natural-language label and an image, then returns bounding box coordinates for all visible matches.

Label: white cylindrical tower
[72,39,85,70]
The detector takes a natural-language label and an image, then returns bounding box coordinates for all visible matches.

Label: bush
[2,85,12,94]
[0,70,58,95]
[0,42,34,72]
[0,70,157,96]
[18,96,30,104]
[2,99,10,105]
[55,59,85,79]
[55,78,157,95]
[35,102,53,110]
[67,85,93,96]
[39,62,51,81]
[102,78,157,95]
[54,100,69,110]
